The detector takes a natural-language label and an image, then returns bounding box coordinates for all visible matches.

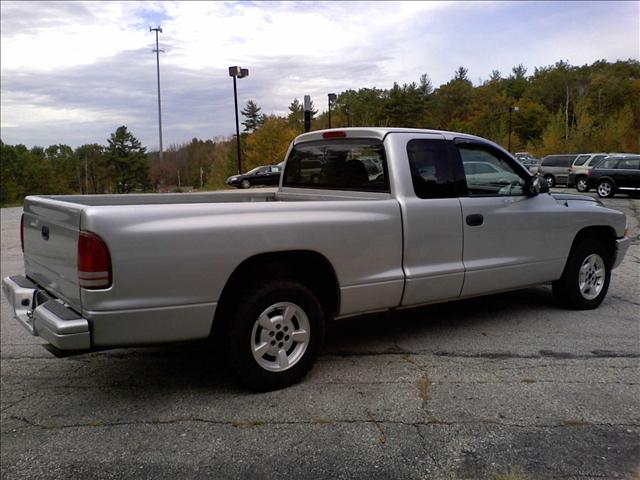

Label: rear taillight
[78,231,112,289]
[20,214,24,252]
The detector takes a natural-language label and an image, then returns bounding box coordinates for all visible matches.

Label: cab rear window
[283,139,389,192]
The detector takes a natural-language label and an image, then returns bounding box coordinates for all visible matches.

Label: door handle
[466,214,484,226]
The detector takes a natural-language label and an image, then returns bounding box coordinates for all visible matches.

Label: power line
[150,26,164,162]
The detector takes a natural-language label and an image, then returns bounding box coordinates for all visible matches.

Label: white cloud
[1,1,638,148]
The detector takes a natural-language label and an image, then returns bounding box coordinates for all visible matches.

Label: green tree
[241,100,266,132]
[45,144,78,193]
[76,143,110,193]
[106,126,150,193]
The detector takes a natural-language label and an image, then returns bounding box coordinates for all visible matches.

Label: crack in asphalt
[414,424,444,475]
[4,415,639,433]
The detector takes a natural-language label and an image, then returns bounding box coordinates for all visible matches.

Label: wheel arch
[566,226,617,268]
[543,173,556,185]
[212,250,340,333]
[596,176,617,187]
[575,173,588,182]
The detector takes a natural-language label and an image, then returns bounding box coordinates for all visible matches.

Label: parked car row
[535,152,639,198]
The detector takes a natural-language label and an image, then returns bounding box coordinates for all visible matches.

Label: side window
[618,158,640,170]
[406,139,458,199]
[573,155,591,166]
[457,143,526,196]
[589,155,607,166]
[599,158,619,169]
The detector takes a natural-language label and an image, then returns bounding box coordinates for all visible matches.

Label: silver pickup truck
[3,128,630,390]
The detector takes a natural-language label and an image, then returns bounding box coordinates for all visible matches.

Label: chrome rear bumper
[2,275,91,350]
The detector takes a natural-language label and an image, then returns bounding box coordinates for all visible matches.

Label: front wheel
[576,177,589,192]
[241,179,251,189]
[597,179,615,198]
[224,280,325,391]
[544,175,555,188]
[552,238,611,310]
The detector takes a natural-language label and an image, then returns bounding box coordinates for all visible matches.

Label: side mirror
[528,176,549,195]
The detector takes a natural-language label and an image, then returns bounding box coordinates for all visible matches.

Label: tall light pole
[328,93,336,128]
[508,105,519,153]
[229,66,249,175]
[150,26,164,162]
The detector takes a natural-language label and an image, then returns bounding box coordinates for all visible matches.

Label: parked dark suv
[587,154,640,198]
[227,164,283,189]
[538,154,578,187]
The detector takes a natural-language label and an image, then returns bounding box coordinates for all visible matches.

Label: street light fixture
[229,66,249,174]
[328,93,337,128]
[508,105,519,153]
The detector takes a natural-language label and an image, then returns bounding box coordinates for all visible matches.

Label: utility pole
[150,26,164,162]
[303,95,311,132]
[328,93,336,128]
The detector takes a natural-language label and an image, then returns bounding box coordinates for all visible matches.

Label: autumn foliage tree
[2,59,638,205]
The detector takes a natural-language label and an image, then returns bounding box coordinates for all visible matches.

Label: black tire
[544,174,555,188]
[241,179,251,189]
[552,238,611,310]
[224,280,325,391]
[575,176,589,192]
[596,179,615,198]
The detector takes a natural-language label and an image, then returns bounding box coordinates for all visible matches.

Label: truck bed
[22,188,398,321]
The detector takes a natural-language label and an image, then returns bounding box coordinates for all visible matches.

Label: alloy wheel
[250,302,310,372]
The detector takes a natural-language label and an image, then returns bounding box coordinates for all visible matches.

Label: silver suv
[567,153,609,192]
[539,154,579,187]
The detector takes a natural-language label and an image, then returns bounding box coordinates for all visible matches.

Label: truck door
[387,134,466,306]
[453,139,563,296]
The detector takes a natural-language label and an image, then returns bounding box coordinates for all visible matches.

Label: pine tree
[241,100,266,132]
[107,126,150,193]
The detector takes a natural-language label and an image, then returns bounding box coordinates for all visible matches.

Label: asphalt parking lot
[1,190,639,480]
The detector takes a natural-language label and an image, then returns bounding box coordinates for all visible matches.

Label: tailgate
[23,196,84,310]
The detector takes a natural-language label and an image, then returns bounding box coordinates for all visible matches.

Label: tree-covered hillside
[2,59,638,205]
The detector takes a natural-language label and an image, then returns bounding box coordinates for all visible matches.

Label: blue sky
[1,1,638,150]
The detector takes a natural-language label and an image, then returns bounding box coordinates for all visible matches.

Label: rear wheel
[597,179,614,198]
[224,280,325,391]
[552,238,611,310]
[576,176,589,192]
[544,174,555,188]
